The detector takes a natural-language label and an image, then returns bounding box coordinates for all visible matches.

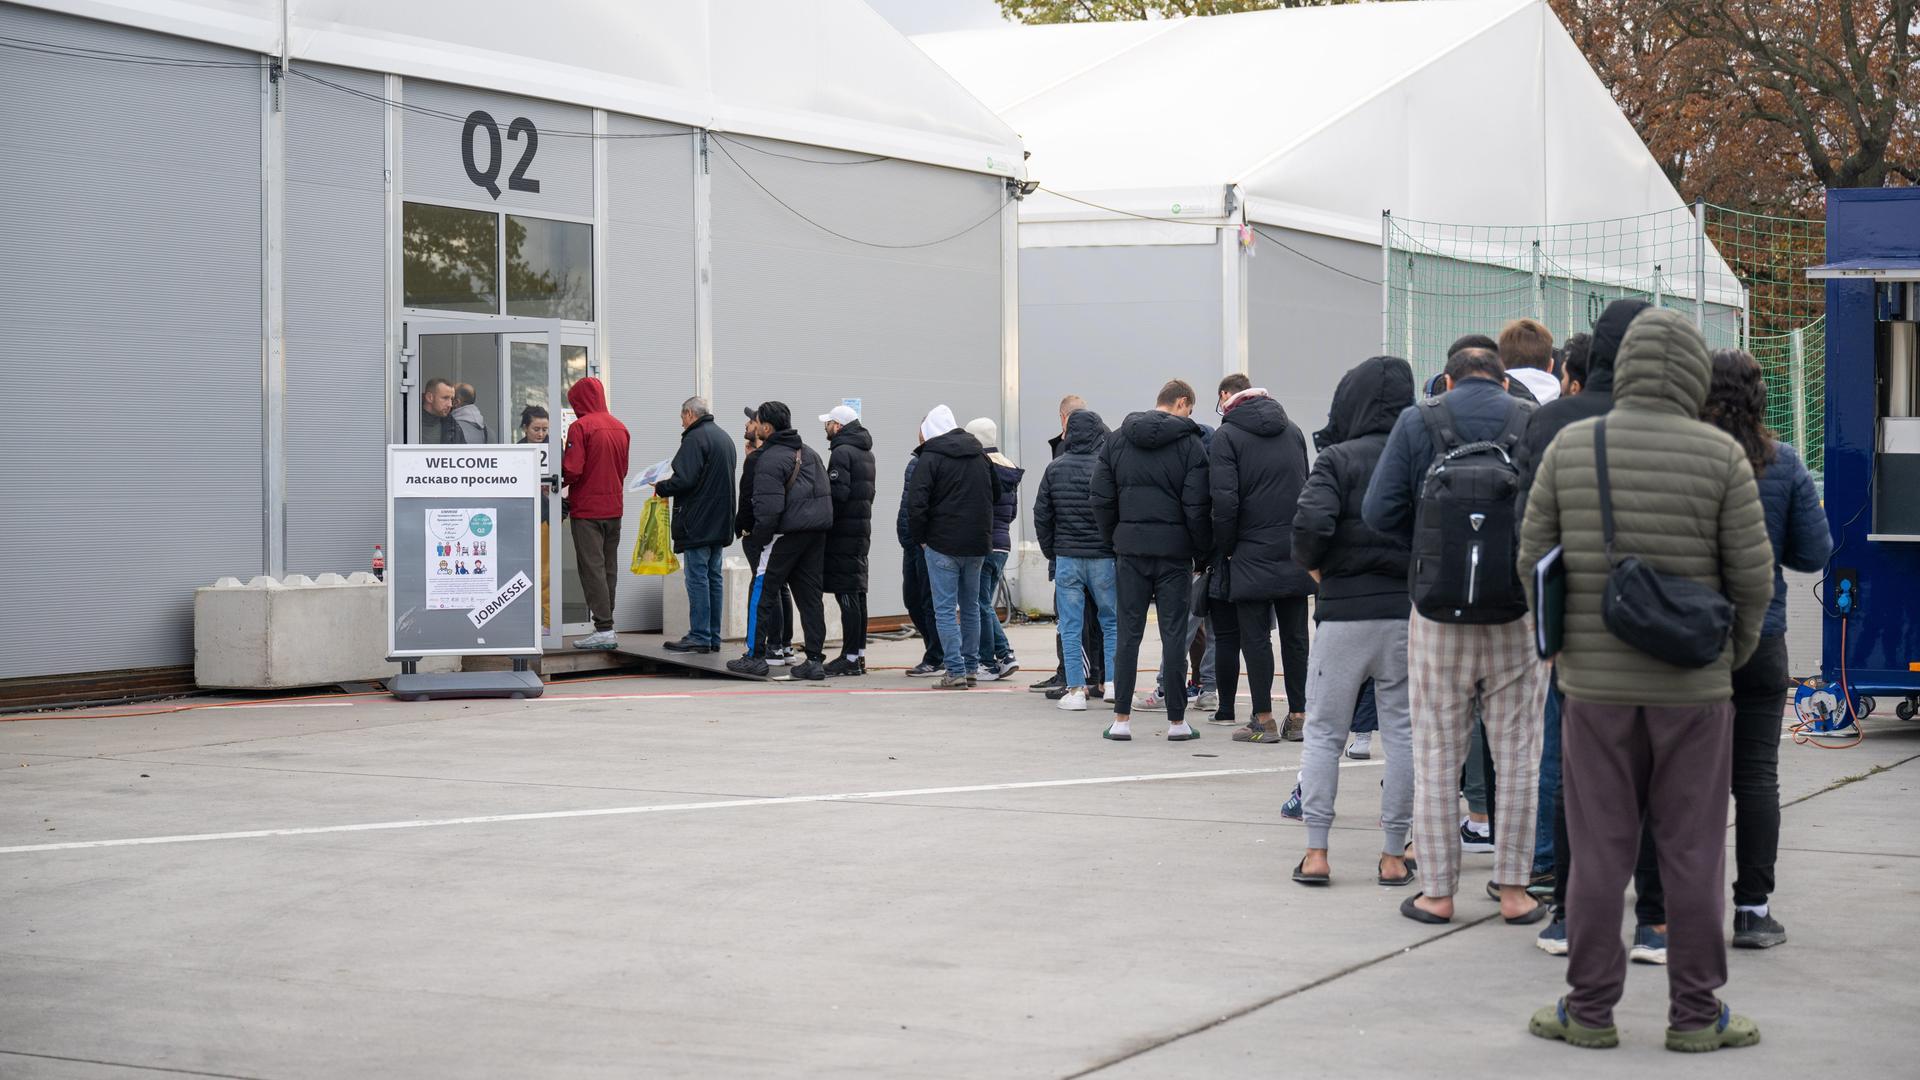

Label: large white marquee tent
[915,0,1739,494]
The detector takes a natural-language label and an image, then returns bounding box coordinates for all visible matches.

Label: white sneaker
[1057,689,1088,712]
[1345,732,1373,760]
[574,630,617,650]
[1134,689,1167,711]
[1195,690,1219,711]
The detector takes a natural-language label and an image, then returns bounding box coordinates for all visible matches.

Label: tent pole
[998,191,1020,490]
[692,131,714,404]
[1380,210,1392,356]
[1222,185,1248,378]
[1693,199,1707,332]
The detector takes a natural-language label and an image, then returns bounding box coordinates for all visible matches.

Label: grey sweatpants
[1300,618,1413,853]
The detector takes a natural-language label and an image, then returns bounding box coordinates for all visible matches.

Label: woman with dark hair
[518,404,550,444]
[1682,348,1832,949]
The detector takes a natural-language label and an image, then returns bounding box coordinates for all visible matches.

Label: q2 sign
[462,110,539,200]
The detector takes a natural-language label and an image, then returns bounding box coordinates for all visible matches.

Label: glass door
[404,319,563,649]
[506,332,593,641]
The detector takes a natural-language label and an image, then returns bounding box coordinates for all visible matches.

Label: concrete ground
[3,622,1916,1079]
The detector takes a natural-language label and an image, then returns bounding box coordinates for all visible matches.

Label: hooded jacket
[747,427,833,550]
[1363,375,1532,543]
[1210,391,1315,601]
[1034,409,1110,560]
[907,429,1000,556]
[1092,410,1211,560]
[653,412,737,552]
[965,418,1024,552]
[1292,357,1416,621]
[560,377,630,520]
[1515,299,1649,520]
[1519,308,1774,705]
[450,403,490,444]
[1753,441,1831,637]
[824,420,877,592]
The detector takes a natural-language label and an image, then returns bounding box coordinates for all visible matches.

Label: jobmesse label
[389,446,540,498]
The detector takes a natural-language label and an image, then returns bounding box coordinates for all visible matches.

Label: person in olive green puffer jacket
[1518,307,1774,1053]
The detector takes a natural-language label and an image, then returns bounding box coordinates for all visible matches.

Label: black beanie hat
[1589,299,1652,370]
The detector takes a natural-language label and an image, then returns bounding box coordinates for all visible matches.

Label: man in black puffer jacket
[1092,380,1211,741]
[1034,408,1115,710]
[819,405,876,676]
[1211,374,1317,744]
[1289,355,1417,887]
[728,401,833,680]
[907,405,1002,689]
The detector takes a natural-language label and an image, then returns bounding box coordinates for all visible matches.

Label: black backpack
[1409,397,1533,623]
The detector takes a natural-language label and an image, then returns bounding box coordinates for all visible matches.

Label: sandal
[1292,857,1331,886]
[1505,898,1550,925]
[1377,855,1416,887]
[1529,997,1620,1049]
[1399,893,1450,924]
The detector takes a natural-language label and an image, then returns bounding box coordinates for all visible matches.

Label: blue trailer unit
[1810,188,1920,723]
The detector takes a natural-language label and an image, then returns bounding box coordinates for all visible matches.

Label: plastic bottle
[372,544,385,581]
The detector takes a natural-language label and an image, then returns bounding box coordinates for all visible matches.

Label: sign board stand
[386,445,546,701]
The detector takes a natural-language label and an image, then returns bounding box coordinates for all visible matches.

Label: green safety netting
[1383,204,1825,475]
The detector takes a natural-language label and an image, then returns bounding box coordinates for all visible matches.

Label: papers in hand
[626,457,674,491]
[1534,544,1565,660]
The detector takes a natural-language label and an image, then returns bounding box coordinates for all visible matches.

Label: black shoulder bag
[1593,419,1734,668]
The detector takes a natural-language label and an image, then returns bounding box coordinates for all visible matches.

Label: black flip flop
[1378,856,1417,888]
[1292,858,1331,886]
[1400,893,1450,924]
[1504,899,1550,925]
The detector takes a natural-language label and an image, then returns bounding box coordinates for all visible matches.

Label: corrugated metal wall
[710,135,1005,616]
[1247,227,1382,444]
[285,64,387,577]
[604,115,697,631]
[0,4,265,678]
[1016,241,1221,540]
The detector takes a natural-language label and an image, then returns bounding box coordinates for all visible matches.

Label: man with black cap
[728,401,833,680]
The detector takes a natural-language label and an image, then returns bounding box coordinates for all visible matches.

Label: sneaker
[932,673,971,690]
[1233,720,1285,743]
[1279,713,1305,742]
[1207,710,1239,726]
[1057,689,1088,712]
[574,630,618,651]
[1529,997,1620,1050]
[1134,688,1167,711]
[1194,690,1219,711]
[790,660,827,682]
[1280,781,1304,820]
[907,662,944,678]
[725,655,770,677]
[766,648,796,667]
[1664,1002,1760,1053]
[1459,818,1495,854]
[1102,720,1132,741]
[985,659,1020,681]
[1527,868,1557,897]
[1091,683,1109,700]
[1732,910,1787,950]
[1630,924,1668,965]
[1166,721,1200,742]
[1345,732,1373,759]
[663,636,710,653]
[1045,685,1074,700]
[965,672,978,688]
[1029,673,1065,693]
[1535,913,1569,956]
[822,656,865,678]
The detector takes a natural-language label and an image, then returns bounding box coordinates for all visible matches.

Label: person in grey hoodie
[451,383,490,443]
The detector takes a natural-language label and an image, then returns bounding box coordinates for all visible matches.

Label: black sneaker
[663,637,704,652]
[1045,685,1075,700]
[985,659,1020,681]
[823,656,865,678]
[1732,910,1787,949]
[1029,672,1065,693]
[1459,819,1495,854]
[726,655,770,677]
[906,662,943,678]
[790,659,827,682]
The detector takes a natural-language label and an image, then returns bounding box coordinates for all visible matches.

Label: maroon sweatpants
[1562,696,1733,1030]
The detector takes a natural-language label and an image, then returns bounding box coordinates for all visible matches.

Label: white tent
[916,0,1741,491]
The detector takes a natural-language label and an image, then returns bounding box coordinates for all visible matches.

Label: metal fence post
[1693,199,1708,331]
[1380,210,1392,356]
[1789,326,1809,453]
[1531,239,1544,322]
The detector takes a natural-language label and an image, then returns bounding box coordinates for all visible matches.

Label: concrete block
[195,575,457,690]
[1015,541,1054,617]
[661,554,842,645]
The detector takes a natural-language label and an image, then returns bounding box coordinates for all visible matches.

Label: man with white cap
[906,405,1001,690]
[820,404,876,676]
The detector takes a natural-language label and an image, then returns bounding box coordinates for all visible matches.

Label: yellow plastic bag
[630,496,679,575]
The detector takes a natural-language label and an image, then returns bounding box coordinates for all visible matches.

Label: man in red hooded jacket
[562,377,630,649]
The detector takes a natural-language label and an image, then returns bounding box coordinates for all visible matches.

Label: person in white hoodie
[1500,319,1561,405]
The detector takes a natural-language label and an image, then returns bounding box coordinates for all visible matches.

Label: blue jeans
[925,547,983,678]
[978,550,1011,663]
[1351,678,1378,734]
[1535,670,1563,873]
[1055,556,1118,688]
[682,545,724,647]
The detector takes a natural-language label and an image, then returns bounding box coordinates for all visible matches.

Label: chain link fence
[1383,203,1826,475]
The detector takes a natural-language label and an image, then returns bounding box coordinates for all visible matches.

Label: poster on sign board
[423,508,498,610]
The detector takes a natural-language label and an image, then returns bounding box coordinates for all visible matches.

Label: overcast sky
[863,0,1009,35]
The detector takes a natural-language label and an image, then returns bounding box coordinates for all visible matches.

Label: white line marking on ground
[525,694,693,702]
[0,766,1294,856]
[217,702,358,710]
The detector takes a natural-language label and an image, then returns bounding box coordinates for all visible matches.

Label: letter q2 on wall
[387,444,544,661]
